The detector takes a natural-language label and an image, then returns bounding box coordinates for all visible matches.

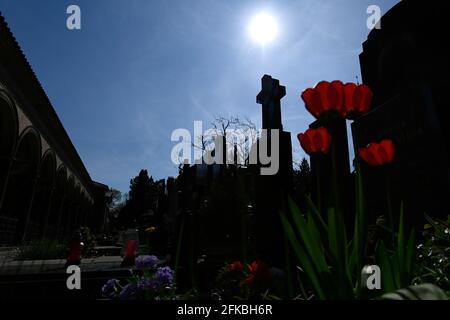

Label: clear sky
[0,0,399,193]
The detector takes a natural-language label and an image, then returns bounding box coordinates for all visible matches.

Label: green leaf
[288,198,329,275]
[405,231,416,277]
[280,212,326,299]
[328,208,339,260]
[265,294,283,301]
[307,210,322,248]
[397,203,405,285]
[296,266,309,300]
[375,241,396,294]
[381,283,448,300]
[351,164,367,276]
[425,214,447,237]
[305,195,328,234]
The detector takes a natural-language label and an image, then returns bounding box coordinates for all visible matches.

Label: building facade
[0,13,108,245]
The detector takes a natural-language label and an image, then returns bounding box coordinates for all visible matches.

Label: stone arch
[46,165,67,239]
[25,149,56,241]
[75,189,85,230]
[79,196,89,227]
[0,90,19,216]
[58,175,75,240]
[1,126,41,244]
[66,184,82,235]
[78,195,91,228]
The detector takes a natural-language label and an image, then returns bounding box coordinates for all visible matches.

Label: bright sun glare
[248,12,278,45]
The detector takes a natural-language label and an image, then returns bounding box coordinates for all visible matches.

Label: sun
[248,12,278,45]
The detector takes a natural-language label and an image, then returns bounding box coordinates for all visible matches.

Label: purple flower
[137,278,158,293]
[102,279,119,299]
[154,266,174,288]
[135,255,158,270]
[119,283,140,300]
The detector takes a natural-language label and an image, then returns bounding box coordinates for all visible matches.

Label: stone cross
[257,75,286,130]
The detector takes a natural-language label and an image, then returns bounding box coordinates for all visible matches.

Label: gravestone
[165,177,177,255]
[252,75,293,266]
[352,1,450,226]
[257,75,285,131]
[255,75,293,192]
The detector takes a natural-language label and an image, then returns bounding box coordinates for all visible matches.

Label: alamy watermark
[367,5,382,30]
[170,121,280,176]
[66,265,81,290]
[66,5,81,30]
[362,265,381,290]
[64,5,381,32]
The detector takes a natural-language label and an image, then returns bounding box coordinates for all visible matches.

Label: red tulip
[301,80,345,119]
[298,127,332,156]
[301,81,372,120]
[358,139,395,166]
[228,261,244,273]
[342,83,373,119]
[244,261,271,288]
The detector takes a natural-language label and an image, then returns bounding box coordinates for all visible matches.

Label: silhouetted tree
[107,188,122,209]
[117,169,158,228]
[105,188,123,230]
[192,115,259,167]
[293,158,312,212]
[129,169,156,212]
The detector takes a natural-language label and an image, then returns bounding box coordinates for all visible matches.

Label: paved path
[0,255,125,275]
[0,244,164,276]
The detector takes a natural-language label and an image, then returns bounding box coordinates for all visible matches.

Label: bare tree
[193,115,259,167]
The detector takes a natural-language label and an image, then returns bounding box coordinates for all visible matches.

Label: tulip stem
[385,170,395,242]
[316,164,322,214]
[283,231,294,298]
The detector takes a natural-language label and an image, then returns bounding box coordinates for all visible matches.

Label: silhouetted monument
[257,75,286,131]
[255,75,293,190]
[253,75,293,266]
[352,0,450,226]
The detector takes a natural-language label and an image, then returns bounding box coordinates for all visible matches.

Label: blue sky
[0,0,399,193]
